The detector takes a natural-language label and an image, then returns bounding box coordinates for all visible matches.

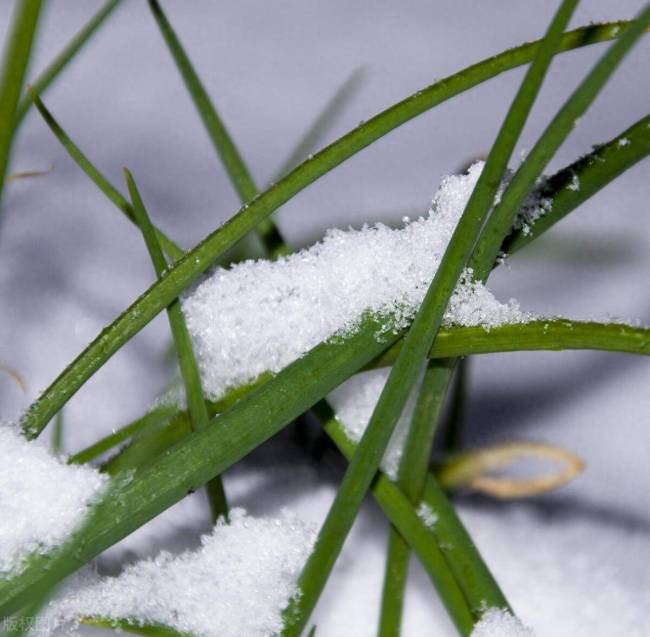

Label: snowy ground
[0,1,649,636]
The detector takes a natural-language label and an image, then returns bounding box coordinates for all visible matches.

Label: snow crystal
[38,508,315,637]
[472,608,535,637]
[416,502,438,529]
[0,422,107,576]
[617,137,631,147]
[567,173,580,192]
[183,162,532,401]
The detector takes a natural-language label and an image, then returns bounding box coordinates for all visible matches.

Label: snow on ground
[0,423,106,576]
[38,509,315,637]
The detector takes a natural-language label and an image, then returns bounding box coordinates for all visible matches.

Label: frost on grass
[0,422,107,576]
[471,608,535,637]
[416,502,438,529]
[39,509,315,637]
[184,162,533,401]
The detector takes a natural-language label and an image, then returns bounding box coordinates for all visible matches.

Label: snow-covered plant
[1,1,649,636]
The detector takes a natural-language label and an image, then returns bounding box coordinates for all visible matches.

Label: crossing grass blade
[19,20,639,440]
[125,169,228,520]
[147,0,287,258]
[378,359,463,637]
[471,4,650,281]
[14,0,124,125]
[0,0,43,205]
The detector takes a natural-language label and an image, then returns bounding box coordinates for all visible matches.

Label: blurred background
[0,2,649,635]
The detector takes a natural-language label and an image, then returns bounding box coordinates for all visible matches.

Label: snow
[472,608,535,637]
[183,162,533,401]
[0,422,107,576]
[38,508,315,637]
[416,502,438,529]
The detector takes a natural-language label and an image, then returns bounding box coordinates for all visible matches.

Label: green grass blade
[30,94,184,260]
[378,359,460,636]
[0,0,43,203]
[503,112,650,256]
[441,359,468,452]
[147,0,287,258]
[272,67,367,181]
[147,0,256,203]
[18,20,635,440]
[316,402,509,616]
[125,169,227,520]
[14,0,123,125]
[51,409,65,455]
[0,312,397,617]
[471,4,650,280]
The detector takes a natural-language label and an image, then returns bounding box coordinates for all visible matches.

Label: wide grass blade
[0,0,43,203]
[125,169,227,519]
[471,4,650,280]
[14,0,123,125]
[31,94,184,260]
[19,21,637,439]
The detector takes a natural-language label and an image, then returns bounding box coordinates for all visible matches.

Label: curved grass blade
[31,94,183,260]
[0,0,43,203]
[125,169,227,519]
[147,0,287,258]
[471,4,650,280]
[19,20,637,439]
[82,616,191,637]
[14,0,123,125]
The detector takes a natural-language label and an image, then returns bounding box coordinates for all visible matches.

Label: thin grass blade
[31,94,183,260]
[125,169,227,520]
[471,4,650,280]
[14,0,123,125]
[0,0,43,204]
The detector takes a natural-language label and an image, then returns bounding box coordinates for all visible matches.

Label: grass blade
[19,20,636,439]
[0,0,43,204]
[315,402,509,615]
[125,169,227,520]
[503,112,650,256]
[31,94,184,260]
[471,4,650,280]
[14,0,123,125]
[147,0,287,258]
[378,359,463,637]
